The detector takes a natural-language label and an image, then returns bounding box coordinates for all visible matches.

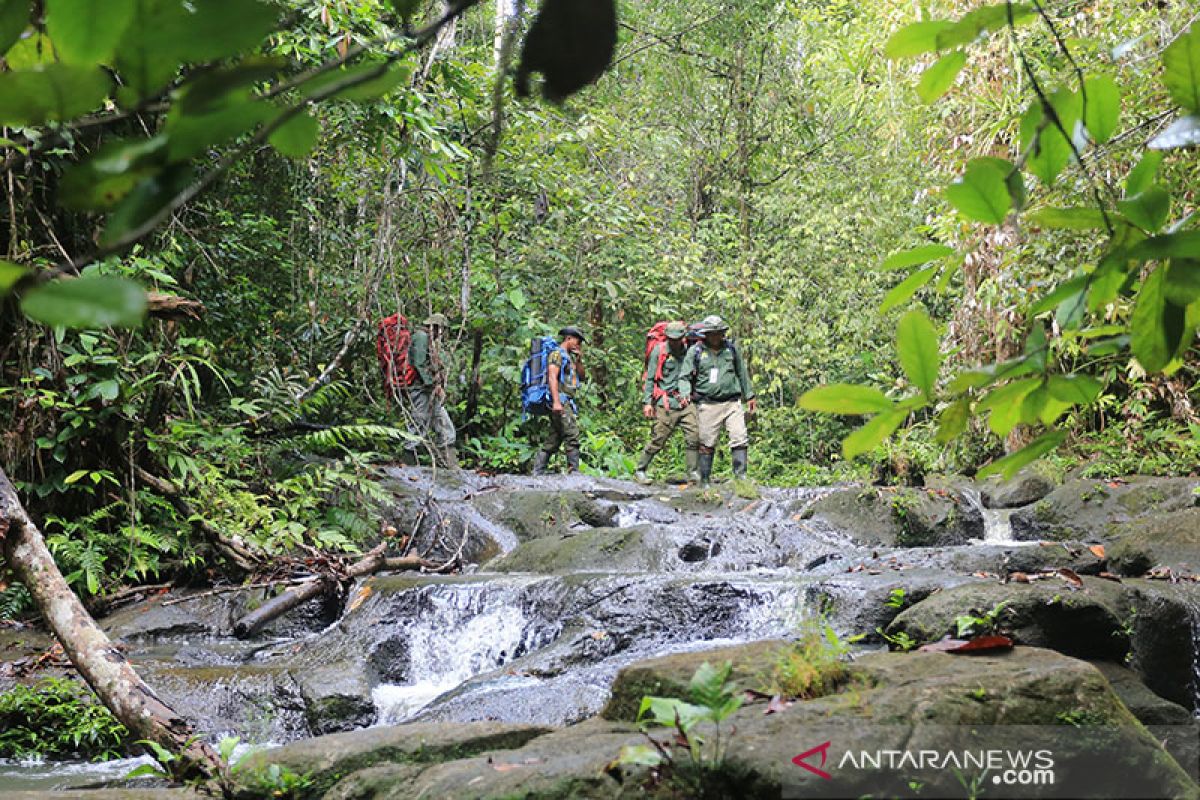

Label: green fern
[297,424,413,453]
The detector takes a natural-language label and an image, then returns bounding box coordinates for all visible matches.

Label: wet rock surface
[6,467,1200,797]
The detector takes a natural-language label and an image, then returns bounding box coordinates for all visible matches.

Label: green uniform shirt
[548,349,579,398]
[642,341,690,410]
[679,341,754,403]
[408,329,436,387]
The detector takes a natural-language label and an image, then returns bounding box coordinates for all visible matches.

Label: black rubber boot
[565,448,581,473]
[697,451,714,487]
[531,450,550,476]
[731,447,748,479]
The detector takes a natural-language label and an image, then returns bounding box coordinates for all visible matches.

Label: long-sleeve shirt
[678,341,754,403]
[642,342,689,410]
[408,329,441,388]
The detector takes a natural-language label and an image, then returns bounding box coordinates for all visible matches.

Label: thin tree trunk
[232,547,439,638]
[0,468,225,781]
[463,328,484,437]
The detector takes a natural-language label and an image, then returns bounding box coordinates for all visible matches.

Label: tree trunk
[0,468,225,781]
[463,328,484,437]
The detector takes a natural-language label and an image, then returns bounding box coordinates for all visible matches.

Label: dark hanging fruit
[515,0,617,104]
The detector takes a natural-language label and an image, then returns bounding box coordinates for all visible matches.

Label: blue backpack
[520,337,576,417]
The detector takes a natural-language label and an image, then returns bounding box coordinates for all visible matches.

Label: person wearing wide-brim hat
[532,326,587,475]
[678,314,756,487]
[402,313,458,469]
[634,320,701,484]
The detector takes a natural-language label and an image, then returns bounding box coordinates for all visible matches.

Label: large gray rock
[886,576,1135,660]
[1010,476,1199,542]
[809,486,983,547]
[1107,508,1200,577]
[980,466,1059,509]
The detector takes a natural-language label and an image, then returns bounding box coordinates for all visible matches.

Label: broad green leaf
[299,62,414,102]
[19,276,147,329]
[881,244,954,271]
[1086,335,1130,357]
[947,357,1037,393]
[166,98,273,162]
[63,469,90,485]
[177,57,287,114]
[896,309,940,397]
[935,399,970,444]
[0,259,26,293]
[613,744,664,769]
[1117,185,1170,232]
[268,111,320,159]
[1130,267,1185,372]
[1020,91,1080,185]
[1162,23,1200,112]
[1046,374,1103,405]
[46,0,134,65]
[944,158,1011,224]
[843,410,907,459]
[0,0,29,56]
[880,265,937,312]
[917,51,966,103]
[799,384,894,415]
[884,21,953,59]
[1026,206,1108,230]
[1030,275,1087,315]
[1125,151,1164,196]
[1020,384,1072,426]
[116,0,279,101]
[0,64,111,126]
[934,4,1032,50]
[1148,115,1200,150]
[1082,74,1120,143]
[59,136,168,211]
[100,164,195,247]
[979,377,1040,436]
[977,430,1068,480]
[1164,259,1200,306]
[1087,250,1131,310]
[1128,231,1200,261]
[88,379,120,402]
[336,63,413,102]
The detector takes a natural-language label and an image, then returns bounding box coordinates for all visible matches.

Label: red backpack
[376,313,418,400]
[643,321,683,407]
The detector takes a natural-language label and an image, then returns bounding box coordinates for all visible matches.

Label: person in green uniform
[678,315,756,487]
[404,313,457,469]
[635,321,700,484]
[531,326,585,475]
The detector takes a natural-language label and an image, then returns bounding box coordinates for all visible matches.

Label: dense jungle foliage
[0,0,1198,610]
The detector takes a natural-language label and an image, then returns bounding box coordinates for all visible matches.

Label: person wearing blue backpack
[526,326,586,475]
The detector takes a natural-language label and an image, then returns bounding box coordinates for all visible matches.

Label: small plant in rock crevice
[954,601,1010,638]
[757,618,860,700]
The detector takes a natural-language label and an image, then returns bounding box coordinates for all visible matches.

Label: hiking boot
[731,447,748,479]
[685,448,700,484]
[565,448,581,473]
[634,470,651,484]
[531,450,550,476]
[697,451,714,488]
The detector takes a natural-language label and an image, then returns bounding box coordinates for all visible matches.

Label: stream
[2,469,1198,792]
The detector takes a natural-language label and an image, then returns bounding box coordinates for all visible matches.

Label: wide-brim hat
[665,321,687,339]
[699,314,729,333]
[558,325,586,343]
[423,313,451,328]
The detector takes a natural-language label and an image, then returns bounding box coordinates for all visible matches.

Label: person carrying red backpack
[634,320,700,484]
[377,312,457,469]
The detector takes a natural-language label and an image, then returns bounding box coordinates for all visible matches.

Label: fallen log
[0,468,225,782]
[232,548,442,639]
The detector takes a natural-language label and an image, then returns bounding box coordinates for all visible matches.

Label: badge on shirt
[708,366,719,385]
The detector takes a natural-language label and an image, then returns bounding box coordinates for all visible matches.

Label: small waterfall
[961,487,1025,545]
[371,583,555,725]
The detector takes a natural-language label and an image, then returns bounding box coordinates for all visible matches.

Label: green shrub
[0,677,129,761]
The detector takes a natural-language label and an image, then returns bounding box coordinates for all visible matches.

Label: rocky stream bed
[1,468,1198,798]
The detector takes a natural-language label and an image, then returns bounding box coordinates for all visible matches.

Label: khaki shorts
[697,399,748,450]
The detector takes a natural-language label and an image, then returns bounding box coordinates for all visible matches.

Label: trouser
[637,404,699,467]
[402,385,456,452]
[696,399,749,450]
[540,402,580,457]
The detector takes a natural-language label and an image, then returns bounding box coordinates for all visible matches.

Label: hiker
[635,320,700,484]
[531,326,585,475]
[404,313,457,469]
[678,315,756,487]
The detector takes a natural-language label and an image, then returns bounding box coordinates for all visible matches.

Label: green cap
[699,314,728,333]
[424,313,451,328]
[665,321,687,339]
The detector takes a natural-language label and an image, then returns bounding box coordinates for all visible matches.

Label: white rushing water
[1190,605,1200,720]
[371,583,548,725]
